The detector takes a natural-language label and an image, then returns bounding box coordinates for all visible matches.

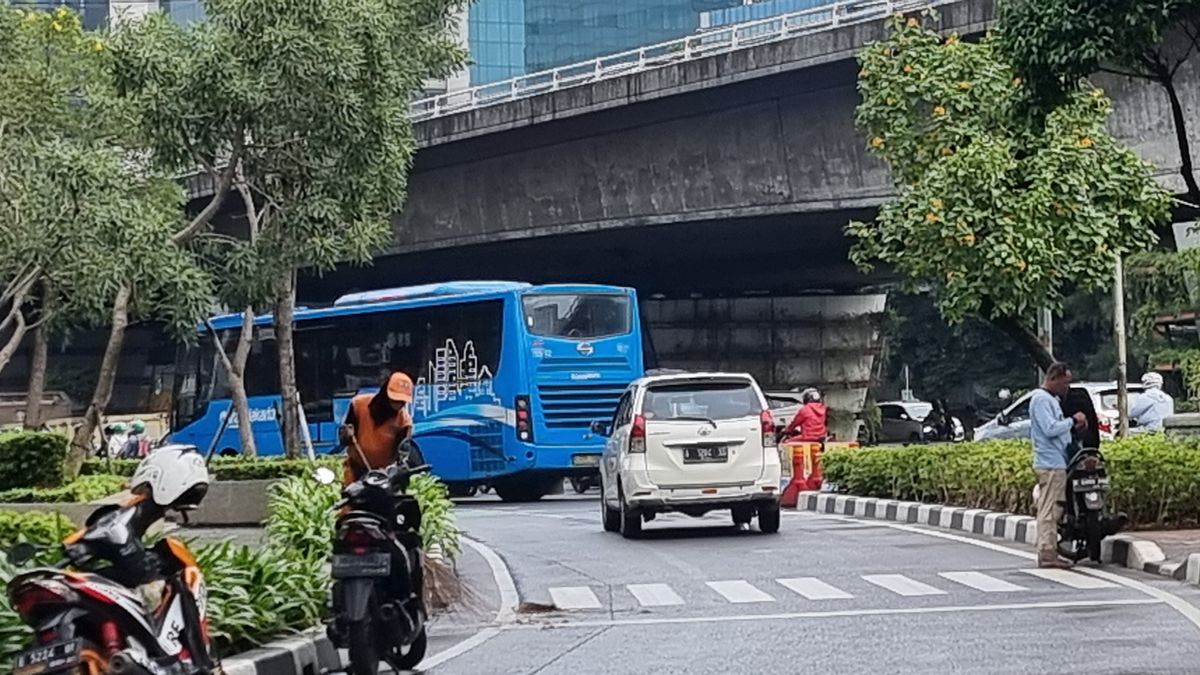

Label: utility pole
[1037,308,1053,379]
[1113,253,1130,438]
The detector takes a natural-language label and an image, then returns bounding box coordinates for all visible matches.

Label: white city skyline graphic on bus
[413,338,499,417]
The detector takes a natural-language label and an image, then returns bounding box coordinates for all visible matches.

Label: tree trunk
[0,309,29,379]
[274,272,302,458]
[67,286,131,478]
[23,314,49,429]
[228,309,258,457]
[989,314,1055,373]
[1162,74,1198,246]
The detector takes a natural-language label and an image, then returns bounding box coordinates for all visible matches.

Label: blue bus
[171,281,645,501]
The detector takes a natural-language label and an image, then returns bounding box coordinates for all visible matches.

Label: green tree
[847,13,1170,371]
[0,4,215,461]
[111,0,466,456]
[998,0,1200,233]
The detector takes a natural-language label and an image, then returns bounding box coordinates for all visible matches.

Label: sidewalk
[1132,529,1200,562]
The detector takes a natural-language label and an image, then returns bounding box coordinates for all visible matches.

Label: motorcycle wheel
[1085,510,1104,563]
[348,621,381,675]
[392,626,428,671]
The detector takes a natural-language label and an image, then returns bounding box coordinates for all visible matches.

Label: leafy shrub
[0,509,76,549]
[0,474,127,504]
[0,560,31,673]
[194,541,327,653]
[823,435,1200,528]
[265,476,339,560]
[409,474,461,560]
[0,433,67,491]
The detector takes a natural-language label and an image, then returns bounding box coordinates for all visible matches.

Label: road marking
[628,583,685,607]
[549,586,603,610]
[776,577,854,600]
[1020,568,1118,590]
[813,513,1200,634]
[862,574,946,597]
[939,571,1026,593]
[417,537,521,671]
[707,580,775,603]
[501,598,1160,631]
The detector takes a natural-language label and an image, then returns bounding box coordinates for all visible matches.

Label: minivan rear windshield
[643,382,760,421]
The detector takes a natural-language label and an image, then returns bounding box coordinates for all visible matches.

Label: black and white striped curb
[795,491,1200,587]
[796,491,1038,546]
[220,631,341,675]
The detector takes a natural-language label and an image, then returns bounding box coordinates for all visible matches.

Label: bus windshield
[522,293,631,339]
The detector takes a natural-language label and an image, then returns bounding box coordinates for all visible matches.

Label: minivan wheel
[618,482,642,539]
[758,503,781,534]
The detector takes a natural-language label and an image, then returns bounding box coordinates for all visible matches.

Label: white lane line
[707,580,776,603]
[813,513,1200,634]
[549,586,603,610]
[500,598,1160,630]
[776,577,854,600]
[419,537,520,671]
[939,571,1026,593]
[862,574,946,597]
[1021,568,1118,590]
[628,583,685,607]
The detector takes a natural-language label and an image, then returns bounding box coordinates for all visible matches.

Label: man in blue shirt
[1031,362,1087,568]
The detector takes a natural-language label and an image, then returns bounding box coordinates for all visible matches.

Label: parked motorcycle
[322,461,430,675]
[1057,447,1126,563]
[6,445,215,675]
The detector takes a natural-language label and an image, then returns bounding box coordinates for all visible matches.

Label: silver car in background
[974,382,1145,442]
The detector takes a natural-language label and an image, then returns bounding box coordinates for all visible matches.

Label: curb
[220,631,341,675]
[796,491,1195,587]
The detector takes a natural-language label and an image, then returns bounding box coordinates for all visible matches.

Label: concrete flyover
[345,0,1200,300]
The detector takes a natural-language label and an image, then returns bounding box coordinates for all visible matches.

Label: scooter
[321,460,429,675]
[6,499,215,674]
[1057,447,1126,563]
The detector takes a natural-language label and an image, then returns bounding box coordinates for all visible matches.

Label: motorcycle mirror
[314,467,338,485]
[7,542,38,566]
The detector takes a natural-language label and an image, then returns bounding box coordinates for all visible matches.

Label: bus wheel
[495,483,545,503]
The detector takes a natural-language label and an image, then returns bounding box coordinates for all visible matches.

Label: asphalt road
[421,495,1200,675]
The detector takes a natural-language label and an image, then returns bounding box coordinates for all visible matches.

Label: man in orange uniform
[340,371,423,483]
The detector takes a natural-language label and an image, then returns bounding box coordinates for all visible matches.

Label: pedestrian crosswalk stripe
[628,583,685,607]
[706,580,775,603]
[549,586,602,610]
[776,577,854,600]
[1020,568,1118,590]
[862,574,946,596]
[939,571,1026,593]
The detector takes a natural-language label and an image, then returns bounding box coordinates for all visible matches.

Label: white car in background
[594,372,782,539]
[974,382,1145,442]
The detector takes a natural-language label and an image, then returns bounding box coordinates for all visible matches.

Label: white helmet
[1141,372,1164,389]
[129,444,210,509]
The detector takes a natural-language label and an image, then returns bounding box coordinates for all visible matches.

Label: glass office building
[699,0,835,29]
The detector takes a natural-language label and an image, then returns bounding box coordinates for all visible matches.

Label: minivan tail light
[760,410,777,448]
[629,415,646,453]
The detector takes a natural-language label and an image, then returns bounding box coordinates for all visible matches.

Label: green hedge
[83,457,342,481]
[0,433,67,491]
[822,435,1200,529]
[0,475,128,504]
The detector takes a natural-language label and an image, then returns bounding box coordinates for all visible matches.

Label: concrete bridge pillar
[643,294,887,439]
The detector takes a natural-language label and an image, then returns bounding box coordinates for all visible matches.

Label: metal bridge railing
[410,0,949,123]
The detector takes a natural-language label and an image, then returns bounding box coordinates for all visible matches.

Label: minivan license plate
[14,640,81,675]
[683,446,728,463]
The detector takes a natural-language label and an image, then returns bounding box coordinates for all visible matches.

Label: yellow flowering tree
[847,13,1169,370]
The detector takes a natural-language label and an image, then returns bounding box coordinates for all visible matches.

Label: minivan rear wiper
[670,416,719,428]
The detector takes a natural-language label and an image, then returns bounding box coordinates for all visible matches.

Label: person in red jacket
[784,388,827,442]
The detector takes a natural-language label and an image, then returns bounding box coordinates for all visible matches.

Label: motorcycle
[321,461,430,675]
[6,499,215,675]
[1057,447,1125,563]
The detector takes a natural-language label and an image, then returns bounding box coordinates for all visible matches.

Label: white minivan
[593,372,782,538]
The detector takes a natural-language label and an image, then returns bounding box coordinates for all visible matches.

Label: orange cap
[386,372,414,403]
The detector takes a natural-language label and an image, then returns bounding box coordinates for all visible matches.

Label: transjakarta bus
[170,282,644,501]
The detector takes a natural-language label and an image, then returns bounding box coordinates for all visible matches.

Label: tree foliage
[0,4,213,380]
[847,13,1170,369]
[998,0,1200,212]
